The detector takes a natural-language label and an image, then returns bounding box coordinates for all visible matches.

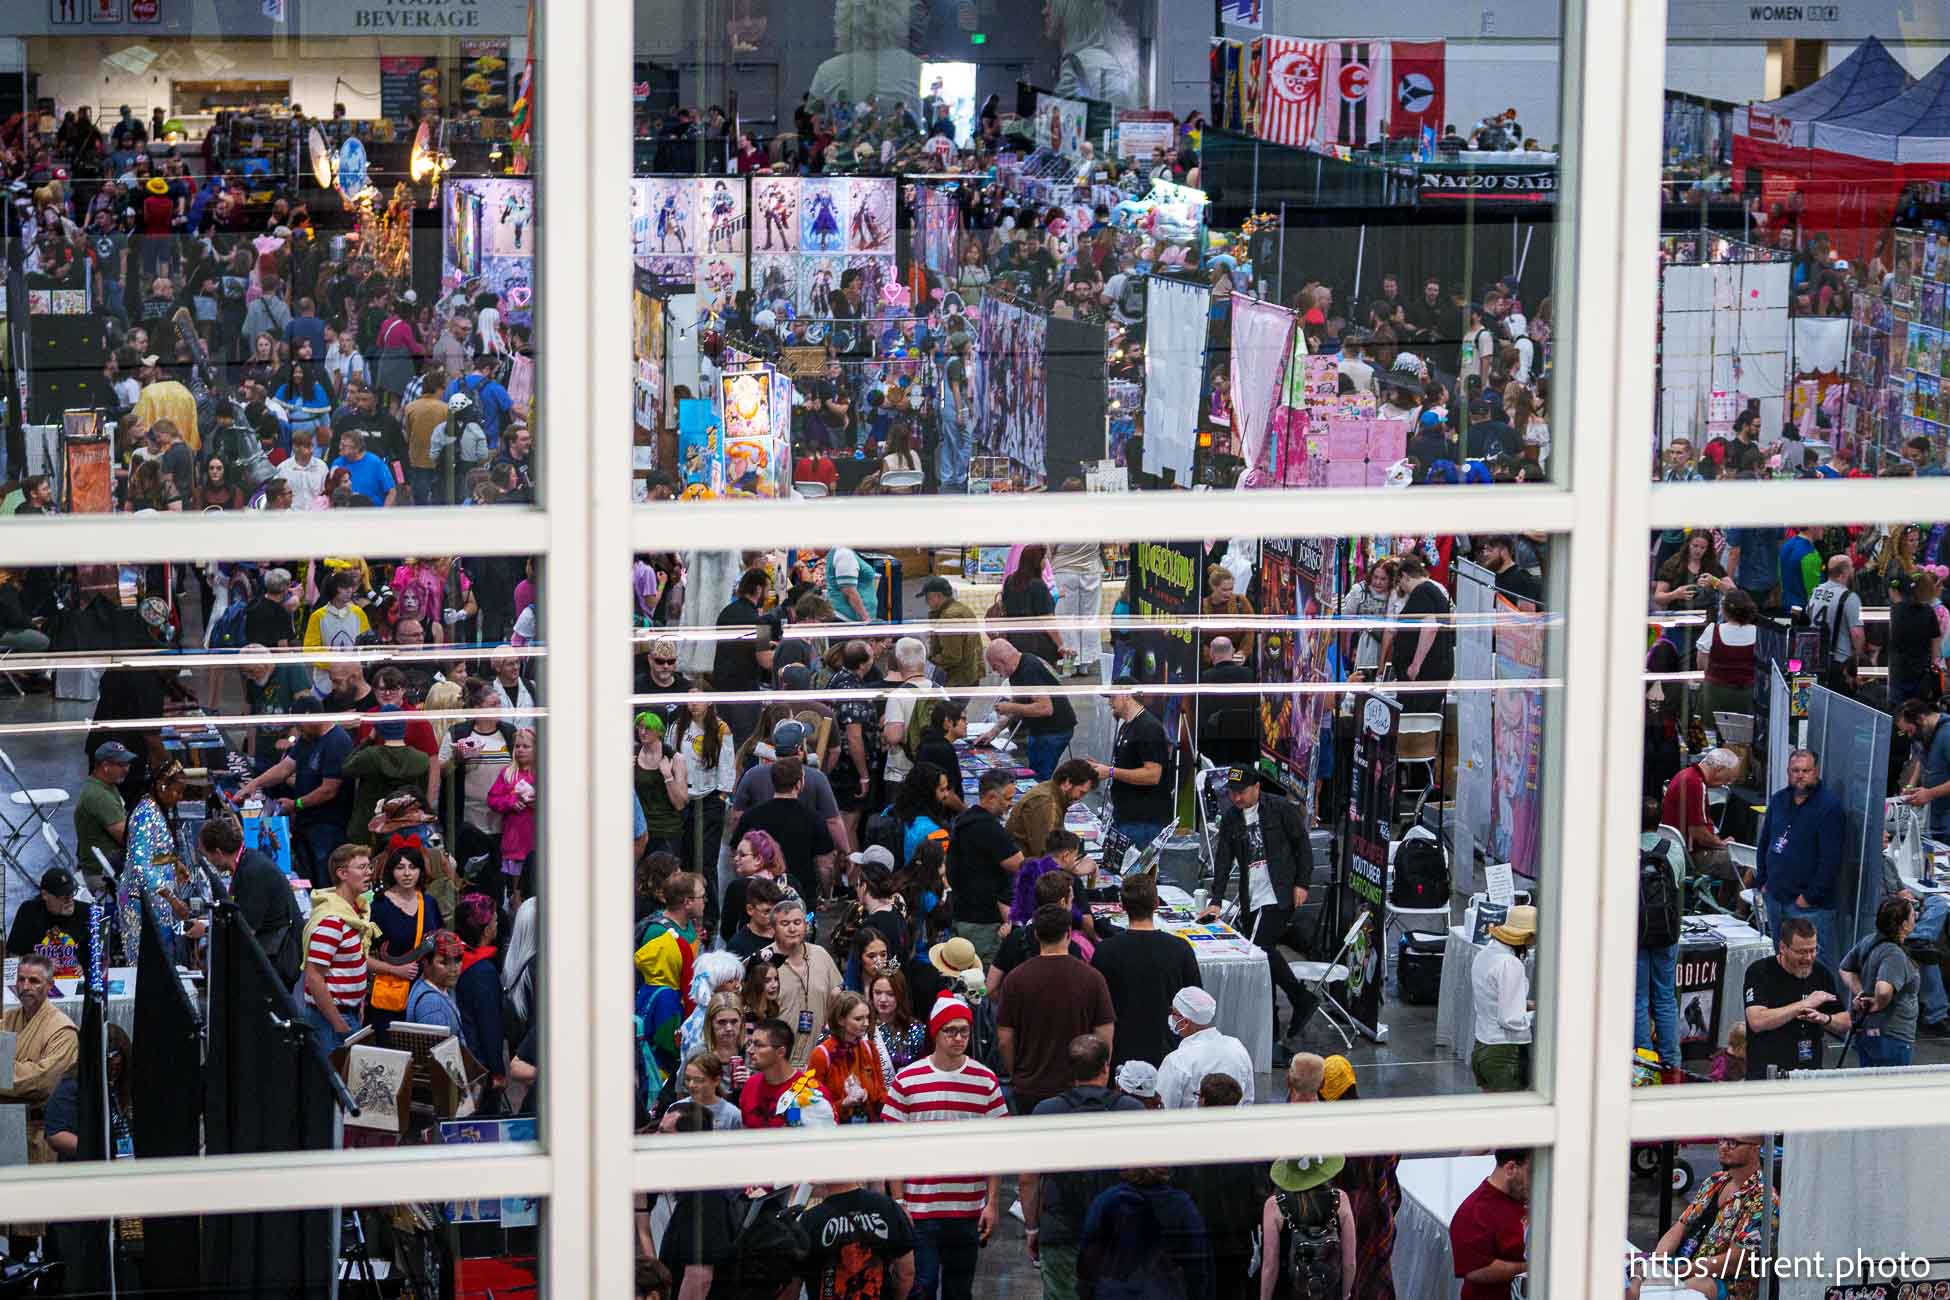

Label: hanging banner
[1323,41,1389,149]
[1229,293,1296,476]
[1141,276,1211,485]
[1258,538,1301,771]
[1676,937,1727,1064]
[676,397,722,499]
[1116,110,1178,161]
[1220,0,1261,28]
[1344,691,1399,1038]
[1210,39,1246,133]
[1387,40,1446,141]
[1491,596,1546,880]
[1288,538,1334,819]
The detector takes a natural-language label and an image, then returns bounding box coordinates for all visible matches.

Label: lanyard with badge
[779,953,816,1037]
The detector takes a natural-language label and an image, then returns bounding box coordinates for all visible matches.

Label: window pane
[1634,519,1948,1080]
[640,1147,1545,1300]
[1655,27,1950,480]
[0,551,543,1178]
[628,1,1561,501]
[26,1197,544,1293]
[625,533,1565,1131]
[3,1,538,511]
[1625,1124,1948,1296]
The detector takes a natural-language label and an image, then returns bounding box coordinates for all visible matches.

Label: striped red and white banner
[1255,36,1328,149]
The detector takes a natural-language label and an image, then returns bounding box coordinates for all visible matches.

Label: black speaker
[27,314,110,424]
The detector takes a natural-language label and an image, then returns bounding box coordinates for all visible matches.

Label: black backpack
[1273,1185,1344,1300]
[1638,847,1682,950]
[1390,835,1450,909]
[705,1189,809,1300]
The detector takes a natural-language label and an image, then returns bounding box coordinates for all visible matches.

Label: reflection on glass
[4,4,536,513]
[628,535,1560,1122]
[1627,1125,1950,1300]
[639,1148,1539,1300]
[21,1199,542,1294]
[630,1,1559,498]
[1634,521,1950,1082]
[0,553,542,1182]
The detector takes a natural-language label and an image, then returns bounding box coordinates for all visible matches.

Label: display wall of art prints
[752,175,800,252]
[846,177,896,253]
[696,177,747,255]
[802,256,843,318]
[752,254,799,312]
[640,177,694,256]
[800,178,846,252]
[721,369,779,497]
[477,178,534,258]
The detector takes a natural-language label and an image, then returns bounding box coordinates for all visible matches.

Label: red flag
[1388,40,1446,140]
[1256,37,1328,150]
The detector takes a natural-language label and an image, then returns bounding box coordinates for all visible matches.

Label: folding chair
[0,744,71,845]
[39,821,76,872]
[1290,912,1371,1053]
[792,480,831,498]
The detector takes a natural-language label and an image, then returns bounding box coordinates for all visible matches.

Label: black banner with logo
[1343,692,1399,1037]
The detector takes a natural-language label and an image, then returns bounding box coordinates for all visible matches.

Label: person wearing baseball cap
[1472,904,1537,1092]
[920,576,983,690]
[1201,764,1320,1051]
[882,993,1007,1289]
[1154,985,1255,1109]
[5,866,93,978]
[76,742,136,891]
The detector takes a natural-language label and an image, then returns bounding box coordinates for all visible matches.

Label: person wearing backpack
[1023,1035,1146,1300]
[1635,800,1686,1072]
[1803,553,1866,696]
[1078,1167,1212,1300]
[1257,1156,1355,1300]
[882,637,947,805]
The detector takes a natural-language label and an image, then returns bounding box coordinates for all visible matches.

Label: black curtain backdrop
[1045,315,1108,489]
[203,902,336,1298]
[52,991,113,1296]
[129,899,203,1292]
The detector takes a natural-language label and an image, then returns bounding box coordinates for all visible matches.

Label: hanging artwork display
[800,178,846,252]
[697,178,746,255]
[914,182,964,285]
[721,369,782,497]
[632,270,666,436]
[1228,294,1296,476]
[676,397,722,499]
[846,177,895,253]
[752,175,800,252]
[1258,538,1301,766]
[1491,595,1546,880]
[976,295,1050,481]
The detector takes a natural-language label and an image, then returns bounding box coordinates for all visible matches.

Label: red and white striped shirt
[882,1055,1006,1219]
[307,914,369,1015]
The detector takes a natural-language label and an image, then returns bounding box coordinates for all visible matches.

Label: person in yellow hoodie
[299,843,400,1050]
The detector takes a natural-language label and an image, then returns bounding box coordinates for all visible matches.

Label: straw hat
[1490,904,1539,947]
[929,936,981,977]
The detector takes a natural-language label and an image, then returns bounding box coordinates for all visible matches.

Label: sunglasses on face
[652,657,677,666]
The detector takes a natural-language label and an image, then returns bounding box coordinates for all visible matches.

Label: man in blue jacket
[1754,749,1844,975]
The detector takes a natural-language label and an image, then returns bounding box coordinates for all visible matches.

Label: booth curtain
[1142,277,1212,485]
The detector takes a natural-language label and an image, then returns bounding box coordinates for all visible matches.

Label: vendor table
[1435,915,1768,1064]
[1140,886,1275,1074]
[2,966,196,1038]
[1392,1153,1494,1300]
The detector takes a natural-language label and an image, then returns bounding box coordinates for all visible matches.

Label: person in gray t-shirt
[1840,897,1921,1066]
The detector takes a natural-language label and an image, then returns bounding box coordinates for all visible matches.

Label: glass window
[0,551,543,1179]
[3,0,538,514]
[624,532,1566,1129]
[626,0,1564,500]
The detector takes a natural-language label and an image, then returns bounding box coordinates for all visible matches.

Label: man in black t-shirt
[1743,917,1849,1080]
[1090,684,1176,849]
[799,1180,916,1300]
[980,640,1077,781]
[5,867,92,979]
[912,700,969,817]
[1390,552,1456,715]
[738,758,837,905]
[948,768,1027,962]
[244,568,298,647]
[1092,874,1201,1068]
[1476,535,1543,607]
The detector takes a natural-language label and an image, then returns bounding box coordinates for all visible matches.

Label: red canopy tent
[1806,52,1950,263]
[1731,38,1914,262]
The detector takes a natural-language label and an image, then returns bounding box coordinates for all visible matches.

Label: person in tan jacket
[1,955,80,1200]
[1005,760,1100,859]
[921,577,984,689]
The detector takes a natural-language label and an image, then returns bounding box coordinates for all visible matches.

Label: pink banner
[1228,294,1297,476]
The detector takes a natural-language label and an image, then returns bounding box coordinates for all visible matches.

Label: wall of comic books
[1845,228,1950,471]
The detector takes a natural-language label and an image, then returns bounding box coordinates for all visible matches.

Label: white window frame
[5,0,1950,1295]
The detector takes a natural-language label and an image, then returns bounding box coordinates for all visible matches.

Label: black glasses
[651,657,677,666]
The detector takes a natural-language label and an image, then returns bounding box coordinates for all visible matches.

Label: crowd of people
[0,109,534,513]
[1641,520,1950,1079]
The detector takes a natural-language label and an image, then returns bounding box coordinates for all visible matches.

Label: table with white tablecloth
[1434,916,1771,1065]
[1,966,196,1039]
[1150,887,1275,1072]
[1392,1153,1494,1300]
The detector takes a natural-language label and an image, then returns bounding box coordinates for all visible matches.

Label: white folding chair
[1290,912,1371,1053]
[40,821,76,872]
[0,744,71,844]
[792,480,831,498]
[879,469,925,494]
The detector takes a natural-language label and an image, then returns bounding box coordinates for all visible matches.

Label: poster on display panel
[1257,538,1334,814]
[1344,692,1399,1039]
[1124,542,1202,743]
[976,295,1050,484]
[443,179,532,308]
[1452,561,1496,873]
[632,270,666,436]
[1141,276,1212,485]
[1490,596,1545,882]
